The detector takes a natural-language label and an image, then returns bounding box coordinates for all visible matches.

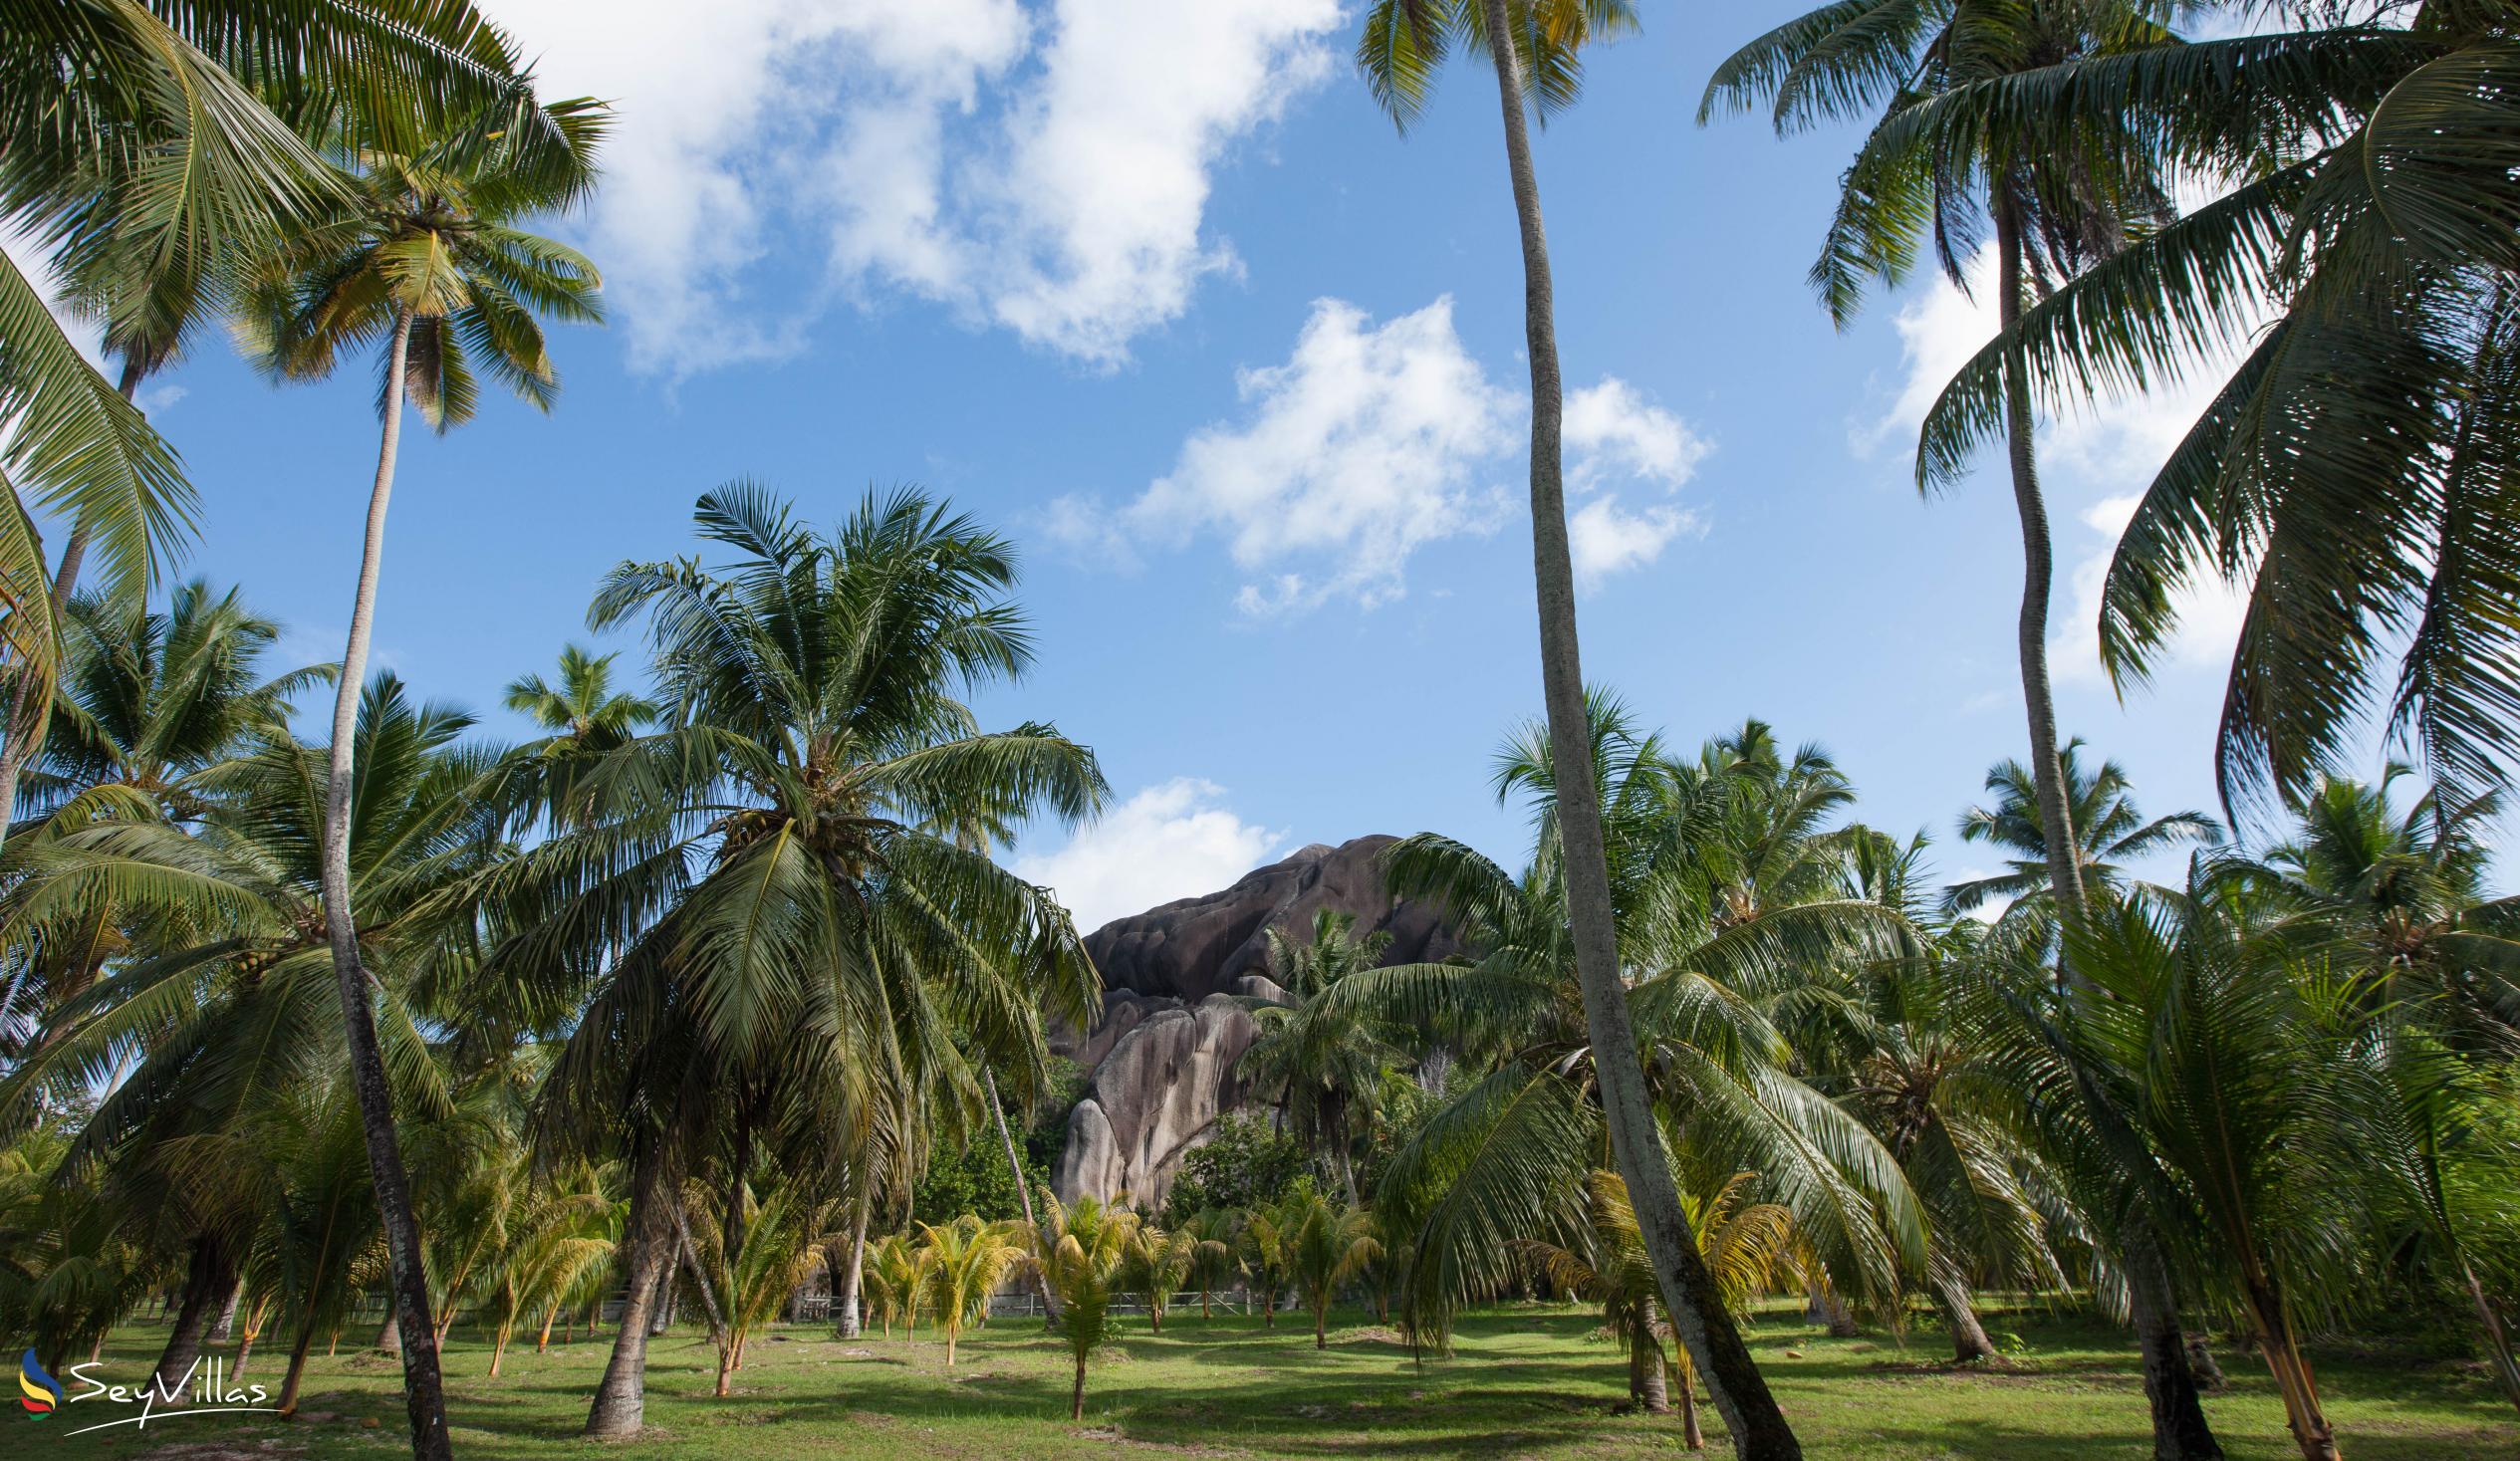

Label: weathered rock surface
[1049,836,1460,1207]
[1051,994,1261,1210]
[1084,835,1459,1002]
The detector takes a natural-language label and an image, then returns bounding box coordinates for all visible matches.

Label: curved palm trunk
[1991,195,2089,936]
[2461,1259,2520,1415]
[2127,1227,2225,1461]
[0,357,144,857]
[588,1133,672,1437]
[315,307,449,1461]
[277,1313,320,1416]
[985,1071,1062,1325]
[1472,3,1798,1455]
[1070,1350,1088,1421]
[835,1195,869,1339]
[1633,1324,1672,1413]
[1993,194,2219,1461]
[2239,1274,2340,1461]
[153,1232,233,1403]
[1931,1272,1999,1363]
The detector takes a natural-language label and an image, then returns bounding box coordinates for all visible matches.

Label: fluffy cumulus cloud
[1863,248,2256,685]
[1051,297,1711,611]
[1113,297,1518,612]
[1563,376,1708,587]
[494,0,1340,374]
[1013,778,1285,932]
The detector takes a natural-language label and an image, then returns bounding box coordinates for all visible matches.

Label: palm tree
[1355,4,1801,1448]
[1351,701,1922,1369]
[2236,769,2520,1052]
[1239,1199,1291,1329]
[523,485,1105,1436]
[170,1073,384,1415]
[1120,1221,1212,1336]
[235,95,604,1452]
[1237,910,1398,1201]
[1520,1170,1799,1448]
[1274,1188,1383,1349]
[914,1216,1024,1368]
[0,581,323,1049]
[686,1181,822,1395]
[2063,887,2358,1461]
[0,674,516,1420]
[0,0,577,869]
[1181,1207,1242,1320]
[1946,741,2221,921]
[1888,3,2520,812]
[860,1233,925,1338]
[1704,0,2177,948]
[1029,1194,1134,1420]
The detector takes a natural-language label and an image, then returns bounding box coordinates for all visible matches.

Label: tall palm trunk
[0,357,145,856]
[835,1193,870,1339]
[153,1232,232,1402]
[985,1070,1060,1324]
[2126,1222,2225,1460]
[1994,185,2220,1461]
[588,1133,672,1437]
[277,1313,319,1416]
[2239,1273,2340,1461]
[1991,192,2088,931]
[313,305,450,1461]
[2462,1259,2520,1415]
[1473,3,1798,1454]
[1931,1270,1999,1363]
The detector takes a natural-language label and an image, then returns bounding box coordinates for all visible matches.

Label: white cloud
[1014,778,1286,932]
[1107,296,1520,612]
[1058,300,1715,610]
[1570,495,1700,588]
[495,0,1340,375]
[1565,377,1709,493]
[1864,247,2260,685]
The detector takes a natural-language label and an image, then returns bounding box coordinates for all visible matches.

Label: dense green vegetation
[3,3,2517,1461]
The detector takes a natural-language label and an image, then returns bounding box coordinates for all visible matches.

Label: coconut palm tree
[860,1232,925,1338]
[1120,1220,1213,1336]
[1356,4,1800,1448]
[1029,1193,1134,1420]
[1886,2,2520,812]
[234,95,604,1451]
[1274,1188,1383,1349]
[168,1072,384,1414]
[1351,700,1922,1370]
[1181,1207,1243,1320]
[1519,1170,1799,1448]
[2062,886,2359,1461]
[2236,769,2520,1053]
[0,0,577,880]
[0,674,515,1421]
[1704,0,2176,946]
[1238,909,1399,1201]
[1946,741,2221,921]
[521,485,1105,1436]
[0,582,323,1049]
[914,1216,1023,1369]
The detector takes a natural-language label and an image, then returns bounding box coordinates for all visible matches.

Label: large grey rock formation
[1083,835,1459,1002]
[1048,835,1459,1208]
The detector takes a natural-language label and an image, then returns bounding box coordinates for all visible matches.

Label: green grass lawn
[25,1304,2517,1460]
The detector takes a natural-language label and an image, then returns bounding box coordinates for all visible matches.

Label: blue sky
[32,1,2429,929]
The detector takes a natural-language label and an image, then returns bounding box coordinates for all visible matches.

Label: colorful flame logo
[18,1348,60,1416]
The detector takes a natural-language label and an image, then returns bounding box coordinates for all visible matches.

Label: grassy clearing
[27,1304,2516,1460]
